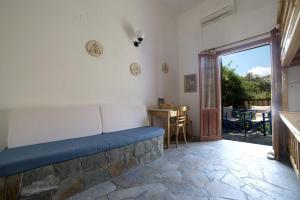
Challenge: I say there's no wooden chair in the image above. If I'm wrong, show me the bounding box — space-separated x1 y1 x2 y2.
171 106 188 148
185 117 193 139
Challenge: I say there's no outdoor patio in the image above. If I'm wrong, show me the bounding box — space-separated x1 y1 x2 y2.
221 58 272 146
223 130 272 146
223 104 272 146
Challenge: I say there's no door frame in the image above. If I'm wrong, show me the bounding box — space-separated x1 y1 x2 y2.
199 37 271 141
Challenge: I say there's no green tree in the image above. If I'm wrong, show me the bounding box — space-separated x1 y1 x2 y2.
221 63 248 107
221 63 271 107
242 73 271 99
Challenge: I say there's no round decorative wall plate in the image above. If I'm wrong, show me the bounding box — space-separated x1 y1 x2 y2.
162 63 169 73
130 63 141 76
85 40 103 57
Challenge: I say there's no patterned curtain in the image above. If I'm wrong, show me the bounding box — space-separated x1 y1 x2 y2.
199 50 218 108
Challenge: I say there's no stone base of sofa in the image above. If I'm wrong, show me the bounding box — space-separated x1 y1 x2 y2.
0 135 163 200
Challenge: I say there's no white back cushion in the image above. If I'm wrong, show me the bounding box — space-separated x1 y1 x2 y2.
223 106 233 118
8 105 102 148
251 105 271 113
0 110 9 151
100 104 149 133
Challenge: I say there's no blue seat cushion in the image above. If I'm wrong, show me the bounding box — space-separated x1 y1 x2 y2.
0 126 164 177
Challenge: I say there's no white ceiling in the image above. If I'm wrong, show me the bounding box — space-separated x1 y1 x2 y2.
159 0 206 15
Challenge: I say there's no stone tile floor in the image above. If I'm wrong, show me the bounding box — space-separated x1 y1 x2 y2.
69 140 300 200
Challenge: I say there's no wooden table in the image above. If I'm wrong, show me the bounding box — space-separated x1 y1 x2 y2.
148 109 177 149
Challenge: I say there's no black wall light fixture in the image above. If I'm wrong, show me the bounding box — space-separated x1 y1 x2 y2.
133 30 145 47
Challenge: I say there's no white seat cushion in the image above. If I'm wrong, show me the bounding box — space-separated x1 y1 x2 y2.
228 118 239 122
100 104 149 133
251 116 264 123
8 105 102 148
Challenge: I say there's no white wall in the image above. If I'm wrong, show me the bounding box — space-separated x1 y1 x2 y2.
0 0 179 150
177 0 278 137
0 0 179 108
288 66 300 111
0 0 279 147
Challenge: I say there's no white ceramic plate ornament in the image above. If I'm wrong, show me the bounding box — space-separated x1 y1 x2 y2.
85 40 103 57
130 63 141 76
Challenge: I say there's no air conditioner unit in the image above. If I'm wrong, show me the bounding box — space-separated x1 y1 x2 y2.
201 0 235 25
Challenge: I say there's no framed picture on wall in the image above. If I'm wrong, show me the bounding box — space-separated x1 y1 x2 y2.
184 74 197 93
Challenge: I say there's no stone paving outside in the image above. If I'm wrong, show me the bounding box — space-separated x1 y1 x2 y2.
68 140 300 200
223 130 272 146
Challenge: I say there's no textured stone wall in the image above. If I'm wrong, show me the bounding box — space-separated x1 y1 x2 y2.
0 135 163 200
